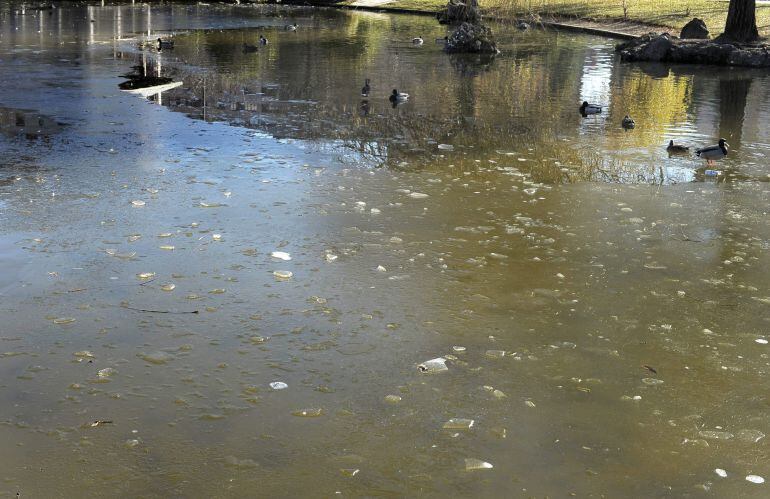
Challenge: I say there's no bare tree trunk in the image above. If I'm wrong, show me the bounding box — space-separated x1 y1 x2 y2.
722 0 759 43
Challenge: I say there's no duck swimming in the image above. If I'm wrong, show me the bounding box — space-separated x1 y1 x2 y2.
157 38 174 51
361 78 370 97
412 36 424 45
621 115 635 129
389 89 409 103
696 138 728 165
580 101 601 115
666 140 689 154
285 23 297 31
259 35 268 45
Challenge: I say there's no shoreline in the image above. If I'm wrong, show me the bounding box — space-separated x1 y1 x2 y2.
281 1 682 40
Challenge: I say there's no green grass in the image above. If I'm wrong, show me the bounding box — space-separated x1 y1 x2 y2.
371 0 770 37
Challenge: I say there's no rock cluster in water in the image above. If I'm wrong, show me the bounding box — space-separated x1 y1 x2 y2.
444 22 498 54
616 32 770 68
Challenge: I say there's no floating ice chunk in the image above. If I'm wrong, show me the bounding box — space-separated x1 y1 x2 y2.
74 351 94 358
159 245 175 250
699 430 734 440
485 350 506 358
139 351 173 364
418 357 448 373
160 283 176 291
737 429 765 443
443 418 474 430
292 408 323 417
325 253 338 263
273 270 293 280
131 200 146 207
384 394 402 404
270 381 288 390
452 346 466 353
376 265 387 272
756 338 768 345
224 456 258 469
409 192 429 199
212 234 222 241
464 458 493 471
97 368 116 378
438 144 454 151
715 468 728 478
642 378 664 385
746 475 765 484
53 317 76 325
370 208 381 214
137 272 156 280
271 251 292 261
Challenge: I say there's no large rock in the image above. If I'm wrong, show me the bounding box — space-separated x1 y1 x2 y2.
437 0 481 25
617 33 673 62
444 22 498 54
680 18 709 39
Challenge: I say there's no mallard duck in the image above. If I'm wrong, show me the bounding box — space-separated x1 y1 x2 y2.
157 38 174 50
361 78 370 97
242 42 258 53
579 101 601 115
412 36 424 45
259 35 268 45
389 89 409 103
696 138 728 165
621 115 635 129
666 140 689 154
285 23 297 31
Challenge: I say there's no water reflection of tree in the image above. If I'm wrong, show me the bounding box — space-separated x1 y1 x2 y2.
718 78 752 147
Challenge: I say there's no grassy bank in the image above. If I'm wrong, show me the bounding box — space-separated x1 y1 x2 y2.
353 0 770 37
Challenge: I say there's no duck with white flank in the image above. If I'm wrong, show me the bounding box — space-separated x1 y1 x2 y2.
621 115 635 129
285 23 297 31
361 79 370 97
259 35 268 45
666 140 689 154
412 36 424 45
389 89 409 103
696 138 728 165
157 38 174 51
579 101 601 116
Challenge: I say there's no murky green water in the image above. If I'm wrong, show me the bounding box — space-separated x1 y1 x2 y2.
1 3 769 497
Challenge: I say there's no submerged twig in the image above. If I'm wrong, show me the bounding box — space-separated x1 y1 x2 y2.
116 305 199 314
